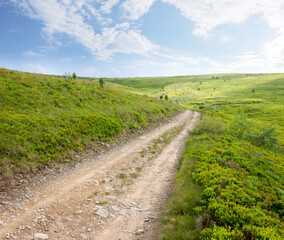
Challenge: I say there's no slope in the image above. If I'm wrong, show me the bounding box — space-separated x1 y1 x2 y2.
0 68 182 188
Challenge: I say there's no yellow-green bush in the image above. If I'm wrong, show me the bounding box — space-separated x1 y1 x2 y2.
162 115 283 239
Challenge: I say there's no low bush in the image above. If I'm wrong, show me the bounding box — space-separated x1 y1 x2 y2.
193 115 227 135
231 114 280 149
161 114 284 239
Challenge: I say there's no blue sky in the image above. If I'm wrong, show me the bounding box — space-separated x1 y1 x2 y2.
1 0 284 77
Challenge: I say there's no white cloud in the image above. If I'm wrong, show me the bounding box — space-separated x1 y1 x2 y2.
265 35 284 69
13 0 156 60
20 64 47 74
162 0 284 70
23 50 43 57
11 0 284 73
97 27 158 60
100 0 120 14
121 0 156 20
162 0 257 37
155 52 199 65
231 52 267 69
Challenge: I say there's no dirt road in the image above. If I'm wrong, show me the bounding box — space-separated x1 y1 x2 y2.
0 110 201 240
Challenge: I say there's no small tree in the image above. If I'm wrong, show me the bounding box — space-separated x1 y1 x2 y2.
72 72 77 79
165 95 168 101
160 95 163 100
99 78 105 88
64 72 71 80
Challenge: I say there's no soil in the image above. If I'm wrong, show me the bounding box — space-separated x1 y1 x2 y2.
0 110 201 240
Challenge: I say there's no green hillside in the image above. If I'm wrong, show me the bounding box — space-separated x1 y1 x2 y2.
107 73 284 146
106 73 284 239
0 68 182 184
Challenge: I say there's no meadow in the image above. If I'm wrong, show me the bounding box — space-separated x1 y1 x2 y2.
107 73 284 239
1 69 283 238
0 68 182 185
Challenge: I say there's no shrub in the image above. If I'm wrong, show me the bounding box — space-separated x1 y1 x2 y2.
231 114 254 139
193 115 227 135
99 78 105 88
231 114 280 149
245 122 280 149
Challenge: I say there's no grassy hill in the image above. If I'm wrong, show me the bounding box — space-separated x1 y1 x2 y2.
106 73 284 239
0 68 182 185
107 73 284 146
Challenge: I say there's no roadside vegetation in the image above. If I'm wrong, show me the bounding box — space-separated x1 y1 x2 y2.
108 73 284 239
0 68 182 184
161 115 283 239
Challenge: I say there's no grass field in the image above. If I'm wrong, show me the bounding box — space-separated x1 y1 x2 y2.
107 73 284 146
0 68 182 183
106 73 284 239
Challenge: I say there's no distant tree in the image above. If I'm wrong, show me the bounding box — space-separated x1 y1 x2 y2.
165 95 168 101
64 72 71 79
252 89 255 93
99 78 105 88
72 72 77 79
197 87 201 91
160 95 163 100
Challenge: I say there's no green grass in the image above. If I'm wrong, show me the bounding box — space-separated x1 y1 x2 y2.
0 68 182 181
107 73 284 146
107 73 284 239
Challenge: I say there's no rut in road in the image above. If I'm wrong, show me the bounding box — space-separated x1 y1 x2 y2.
0 110 201 240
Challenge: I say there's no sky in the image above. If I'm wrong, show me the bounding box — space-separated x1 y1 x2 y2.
1 0 284 77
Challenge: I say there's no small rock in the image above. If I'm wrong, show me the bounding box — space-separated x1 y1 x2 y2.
80 233 88 239
0 220 4 226
138 208 150 212
135 229 145 235
105 187 114 192
159 137 164 142
119 210 126 216
34 233 49 240
137 136 146 139
118 200 133 207
111 206 120 212
95 208 109 219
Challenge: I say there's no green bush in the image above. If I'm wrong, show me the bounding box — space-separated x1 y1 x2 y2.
162 114 283 239
231 114 280 149
193 115 227 135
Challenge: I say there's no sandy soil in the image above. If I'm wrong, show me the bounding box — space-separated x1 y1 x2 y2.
0 110 201 240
